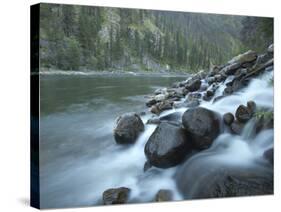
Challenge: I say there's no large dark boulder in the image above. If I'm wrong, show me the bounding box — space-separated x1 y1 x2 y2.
114 113 144 144
144 122 192 168
182 107 221 149
103 187 131 205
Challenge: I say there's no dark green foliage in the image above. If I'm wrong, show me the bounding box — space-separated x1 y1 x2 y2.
240 16 273 52
39 4 272 72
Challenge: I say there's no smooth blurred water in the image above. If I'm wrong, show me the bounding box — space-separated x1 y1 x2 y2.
39 73 185 208
39 69 273 208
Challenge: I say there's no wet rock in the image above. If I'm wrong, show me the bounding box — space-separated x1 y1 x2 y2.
263 148 273 165
182 107 221 150
155 94 167 102
114 113 144 144
206 90 214 97
150 100 173 115
144 122 192 168
230 120 245 135
203 93 212 101
146 98 157 107
103 187 131 205
187 92 202 101
150 105 160 115
223 113 234 126
186 79 201 92
223 86 233 95
222 62 241 75
155 189 173 202
214 74 223 82
206 77 216 84
235 105 252 123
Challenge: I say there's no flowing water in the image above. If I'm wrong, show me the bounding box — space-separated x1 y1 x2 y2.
39 73 186 208
39 69 273 208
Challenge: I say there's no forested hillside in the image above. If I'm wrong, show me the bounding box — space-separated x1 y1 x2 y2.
39 4 273 72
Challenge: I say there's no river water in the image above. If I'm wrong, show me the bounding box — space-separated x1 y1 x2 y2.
39 73 186 208
39 69 273 208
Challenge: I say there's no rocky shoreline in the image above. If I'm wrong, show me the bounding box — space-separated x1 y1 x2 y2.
104 44 274 205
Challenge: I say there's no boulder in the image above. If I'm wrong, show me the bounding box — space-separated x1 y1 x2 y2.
223 113 234 126
235 105 252 123
155 189 173 202
144 122 192 168
151 100 174 115
182 107 221 149
228 50 257 65
186 79 201 92
103 187 131 205
114 113 144 144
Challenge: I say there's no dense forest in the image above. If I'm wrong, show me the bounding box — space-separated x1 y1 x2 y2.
39 3 273 72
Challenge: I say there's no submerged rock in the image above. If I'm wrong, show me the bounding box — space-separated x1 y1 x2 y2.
114 113 144 144
144 122 192 168
155 189 173 202
182 107 221 150
176 166 273 199
103 187 131 205
230 120 245 135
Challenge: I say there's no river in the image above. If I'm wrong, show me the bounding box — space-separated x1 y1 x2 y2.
39 73 186 208
39 69 273 208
